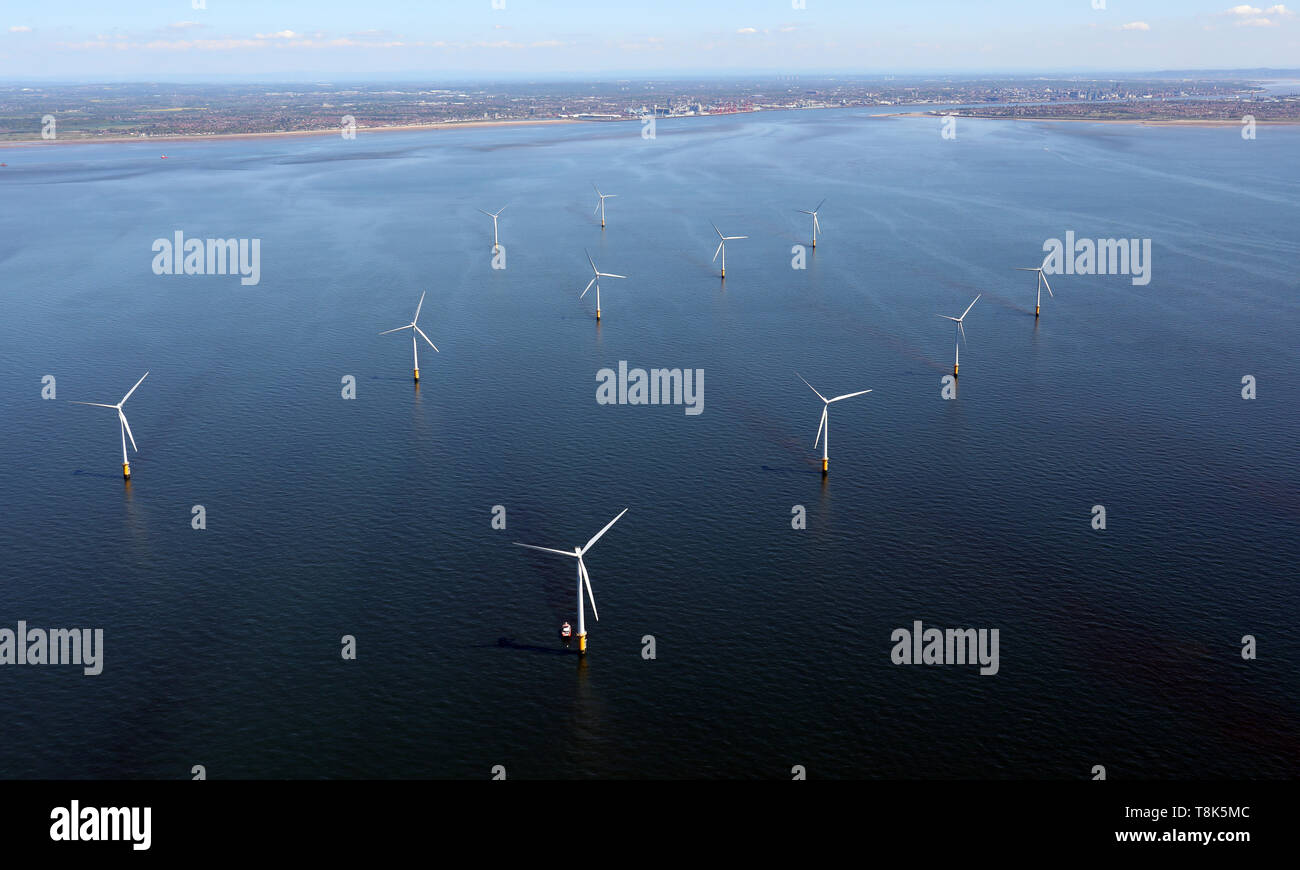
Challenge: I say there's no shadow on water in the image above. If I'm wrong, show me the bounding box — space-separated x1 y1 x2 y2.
491 637 580 657
73 468 134 479
760 464 829 477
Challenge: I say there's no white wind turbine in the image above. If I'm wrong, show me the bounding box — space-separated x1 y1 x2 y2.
71 371 149 480
477 205 507 250
711 222 747 279
514 508 628 656
797 198 825 248
580 249 625 321
593 184 617 229
1015 252 1054 318
796 373 872 475
380 291 439 382
937 294 981 377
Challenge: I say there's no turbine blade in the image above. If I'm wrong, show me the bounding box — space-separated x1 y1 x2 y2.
585 248 597 273
829 389 872 403
814 406 827 449
606 194 617 199
958 321 967 345
1014 267 1039 272
71 402 118 408
379 324 413 335
414 325 439 352
713 241 724 262
413 291 426 324
580 559 599 622
711 222 724 239
119 411 138 453
794 372 829 404
120 371 149 405
593 184 601 197
813 198 826 213
813 215 821 235
725 235 748 240
598 272 626 279
513 543 578 558
937 315 960 322
581 277 596 298
1040 251 1054 271
1042 273 1054 297
960 294 982 320
594 201 601 215
477 208 492 217
581 508 628 555
797 210 813 215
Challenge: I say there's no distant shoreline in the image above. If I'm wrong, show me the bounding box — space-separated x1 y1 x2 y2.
0 117 582 149
880 111 1300 127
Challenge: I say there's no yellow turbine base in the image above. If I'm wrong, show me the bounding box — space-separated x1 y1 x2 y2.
811 239 816 248
413 368 420 382
821 458 828 474
578 633 587 655
122 462 131 480
596 309 601 321
1035 306 1040 317
954 363 959 377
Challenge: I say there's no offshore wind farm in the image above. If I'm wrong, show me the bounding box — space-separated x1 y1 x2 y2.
3 106 1296 782
1 0 1298 793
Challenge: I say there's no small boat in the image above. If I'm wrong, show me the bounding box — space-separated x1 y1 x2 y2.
560 622 572 639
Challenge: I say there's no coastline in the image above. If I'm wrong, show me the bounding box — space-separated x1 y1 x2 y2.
880 111 1300 127
0 117 583 149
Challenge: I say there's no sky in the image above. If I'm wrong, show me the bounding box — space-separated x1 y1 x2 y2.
2 1 1299 80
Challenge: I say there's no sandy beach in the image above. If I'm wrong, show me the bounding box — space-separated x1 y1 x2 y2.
0 117 586 149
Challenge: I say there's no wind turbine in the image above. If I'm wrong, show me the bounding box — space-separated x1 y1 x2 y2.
711 222 747 279
380 291 439 382
1015 252 1054 318
477 205 507 251
796 372 871 475
593 184 617 229
797 199 825 248
71 372 149 480
937 294 981 377
580 249 625 321
514 508 628 656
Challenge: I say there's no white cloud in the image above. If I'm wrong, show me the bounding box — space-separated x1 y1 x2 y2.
8 25 32 33
1237 16 1277 24
736 27 759 35
1120 21 1151 31
1264 4 1294 13
253 30 297 40
167 21 204 31
1226 5 1263 13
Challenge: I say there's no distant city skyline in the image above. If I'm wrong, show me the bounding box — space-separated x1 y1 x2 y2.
3 1 1300 80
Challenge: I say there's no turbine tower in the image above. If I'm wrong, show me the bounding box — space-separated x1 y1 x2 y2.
711 222 748 279
1016 253 1055 318
937 294 981 377
380 291 439 382
71 372 149 480
514 509 628 656
796 373 872 475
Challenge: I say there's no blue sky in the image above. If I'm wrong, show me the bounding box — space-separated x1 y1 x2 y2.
3 1 1298 79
